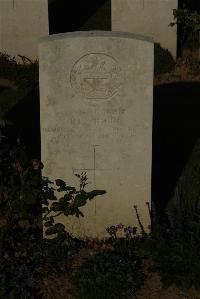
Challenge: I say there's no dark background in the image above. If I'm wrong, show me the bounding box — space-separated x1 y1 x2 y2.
177 0 200 57
48 0 111 34
48 0 200 58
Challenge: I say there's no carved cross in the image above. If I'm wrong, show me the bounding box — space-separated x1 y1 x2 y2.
72 145 111 215
72 145 111 188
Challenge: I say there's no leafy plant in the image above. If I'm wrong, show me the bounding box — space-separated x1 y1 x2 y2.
148 188 200 291
0 119 106 297
0 52 39 119
71 203 153 299
0 52 38 88
0 123 42 223
42 172 106 238
170 8 200 50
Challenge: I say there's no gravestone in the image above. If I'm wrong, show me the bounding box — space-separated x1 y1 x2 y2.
0 0 49 60
112 0 178 57
39 31 153 238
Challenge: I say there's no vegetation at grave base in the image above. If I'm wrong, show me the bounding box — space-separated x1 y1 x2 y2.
145 190 200 291
0 117 148 298
0 52 38 87
0 124 43 298
71 204 151 299
71 240 146 299
2 115 200 296
104 193 200 293
0 120 106 298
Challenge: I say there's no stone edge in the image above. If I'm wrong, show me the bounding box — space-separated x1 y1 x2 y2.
39 30 154 44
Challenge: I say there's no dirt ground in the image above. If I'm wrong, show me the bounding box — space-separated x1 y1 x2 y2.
42 240 200 299
43 253 200 299
154 56 200 86
134 274 200 299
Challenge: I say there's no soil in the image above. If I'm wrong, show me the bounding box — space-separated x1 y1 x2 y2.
133 274 200 299
154 56 200 86
42 242 200 299
41 239 200 298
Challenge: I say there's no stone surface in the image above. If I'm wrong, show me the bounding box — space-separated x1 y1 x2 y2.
112 0 178 57
39 31 153 238
0 0 49 60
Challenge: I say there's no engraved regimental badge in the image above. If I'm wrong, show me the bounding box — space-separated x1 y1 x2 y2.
70 53 123 100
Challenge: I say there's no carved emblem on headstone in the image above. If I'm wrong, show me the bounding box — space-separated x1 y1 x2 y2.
70 53 123 99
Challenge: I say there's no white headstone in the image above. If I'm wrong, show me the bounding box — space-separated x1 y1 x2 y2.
39 31 153 239
0 0 49 60
112 0 178 57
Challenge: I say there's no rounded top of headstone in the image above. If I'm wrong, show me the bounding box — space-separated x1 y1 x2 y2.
39 31 154 44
